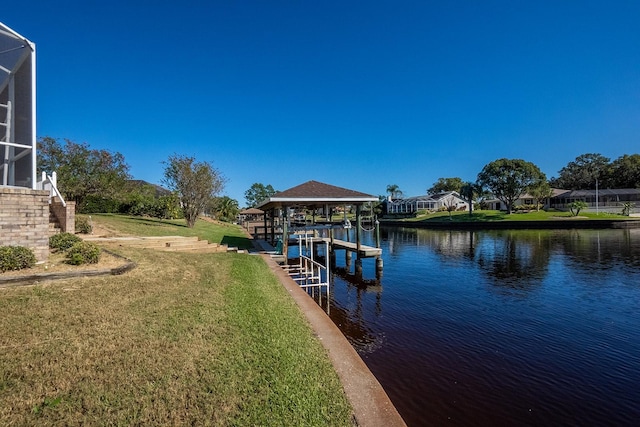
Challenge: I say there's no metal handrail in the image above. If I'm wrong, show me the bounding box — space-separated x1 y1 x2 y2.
37 171 66 207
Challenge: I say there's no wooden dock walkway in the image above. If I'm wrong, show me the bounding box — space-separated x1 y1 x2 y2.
287 235 382 258
328 239 382 258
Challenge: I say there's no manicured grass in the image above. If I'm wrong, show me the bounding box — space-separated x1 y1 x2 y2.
86 214 254 249
0 217 353 425
395 209 633 223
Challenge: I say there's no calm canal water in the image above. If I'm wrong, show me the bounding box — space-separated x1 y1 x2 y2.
327 227 640 426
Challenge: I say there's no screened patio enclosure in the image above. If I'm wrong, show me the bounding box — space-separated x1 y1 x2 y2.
0 22 36 189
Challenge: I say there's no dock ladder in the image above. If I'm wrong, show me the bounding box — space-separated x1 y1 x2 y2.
283 228 330 300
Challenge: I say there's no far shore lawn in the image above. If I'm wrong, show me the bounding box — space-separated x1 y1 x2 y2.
0 215 353 426
387 209 637 223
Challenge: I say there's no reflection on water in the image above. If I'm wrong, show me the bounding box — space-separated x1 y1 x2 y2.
328 227 640 426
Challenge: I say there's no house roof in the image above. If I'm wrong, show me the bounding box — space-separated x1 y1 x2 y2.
239 208 264 215
126 180 171 197
518 188 569 199
256 180 377 210
390 191 464 203
556 188 640 198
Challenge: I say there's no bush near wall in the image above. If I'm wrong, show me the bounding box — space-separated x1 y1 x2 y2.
50 232 83 251
66 242 101 265
0 246 37 272
75 216 93 234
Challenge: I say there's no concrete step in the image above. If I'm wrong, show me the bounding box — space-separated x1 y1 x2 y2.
81 236 239 254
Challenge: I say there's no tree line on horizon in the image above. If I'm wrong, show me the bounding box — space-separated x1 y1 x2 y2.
385 152 640 215
37 135 638 222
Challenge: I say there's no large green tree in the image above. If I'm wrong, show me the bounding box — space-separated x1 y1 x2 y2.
244 183 277 208
550 153 610 190
606 154 640 188
477 158 546 214
37 136 130 206
163 154 225 228
428 177 463 194
528 181 553 211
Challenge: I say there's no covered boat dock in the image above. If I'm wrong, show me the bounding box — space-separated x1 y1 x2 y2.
255 180 384 284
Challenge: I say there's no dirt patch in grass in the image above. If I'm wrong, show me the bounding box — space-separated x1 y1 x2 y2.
0 250 128 280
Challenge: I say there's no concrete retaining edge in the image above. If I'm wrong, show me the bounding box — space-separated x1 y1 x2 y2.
261 253 406 427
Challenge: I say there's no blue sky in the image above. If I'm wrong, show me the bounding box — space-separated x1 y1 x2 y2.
4 1 639 205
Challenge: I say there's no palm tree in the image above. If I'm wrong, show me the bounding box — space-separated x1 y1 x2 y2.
386 184 403 200
460 182 476 217
215 196 239 222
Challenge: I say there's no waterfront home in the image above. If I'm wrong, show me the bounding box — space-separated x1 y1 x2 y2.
549 188 640 213
387 191 469 215
485 188 568 211
485 188 640 214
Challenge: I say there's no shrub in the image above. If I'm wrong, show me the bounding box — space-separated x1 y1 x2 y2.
75 216 93 234
65 242 101 265
569 201 588 216
49 232 82 251
0 246 37 272
78 195 121 214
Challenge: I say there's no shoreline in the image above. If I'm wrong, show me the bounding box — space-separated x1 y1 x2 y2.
261 253 407 427
379 218 640 230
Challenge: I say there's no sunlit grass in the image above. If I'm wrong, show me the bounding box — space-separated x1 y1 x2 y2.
398 209 632 223
0 217 353 425
86 214 254 249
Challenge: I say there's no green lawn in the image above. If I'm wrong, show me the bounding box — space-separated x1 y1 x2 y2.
394 209 633 223
0 216 353 425
86 214 254 250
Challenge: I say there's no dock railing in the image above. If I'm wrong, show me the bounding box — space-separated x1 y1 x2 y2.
282 228 330 306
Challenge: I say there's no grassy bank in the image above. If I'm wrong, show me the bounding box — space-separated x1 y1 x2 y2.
389 209 634 223
0 217 352 425
86 214 254 250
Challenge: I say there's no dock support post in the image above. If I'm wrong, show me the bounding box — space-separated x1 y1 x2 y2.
376 257 383 279
329 228 336 266
355 205 362 278
282 205 288 259
345 250 352 268
269 208 275 244
375 216 383 278
265 209 269 243
355 257 363 279
355 204 362 254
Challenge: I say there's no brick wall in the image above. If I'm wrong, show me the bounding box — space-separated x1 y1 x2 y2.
51 199 76 234
0 187 50 261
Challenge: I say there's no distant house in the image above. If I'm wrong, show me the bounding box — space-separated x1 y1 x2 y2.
549 188 640 212
237 208 265 235
486 188 567 211
387 191 469 215
485 188 640 213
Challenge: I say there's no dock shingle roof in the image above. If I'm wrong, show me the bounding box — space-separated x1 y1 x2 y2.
256 180 377 210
